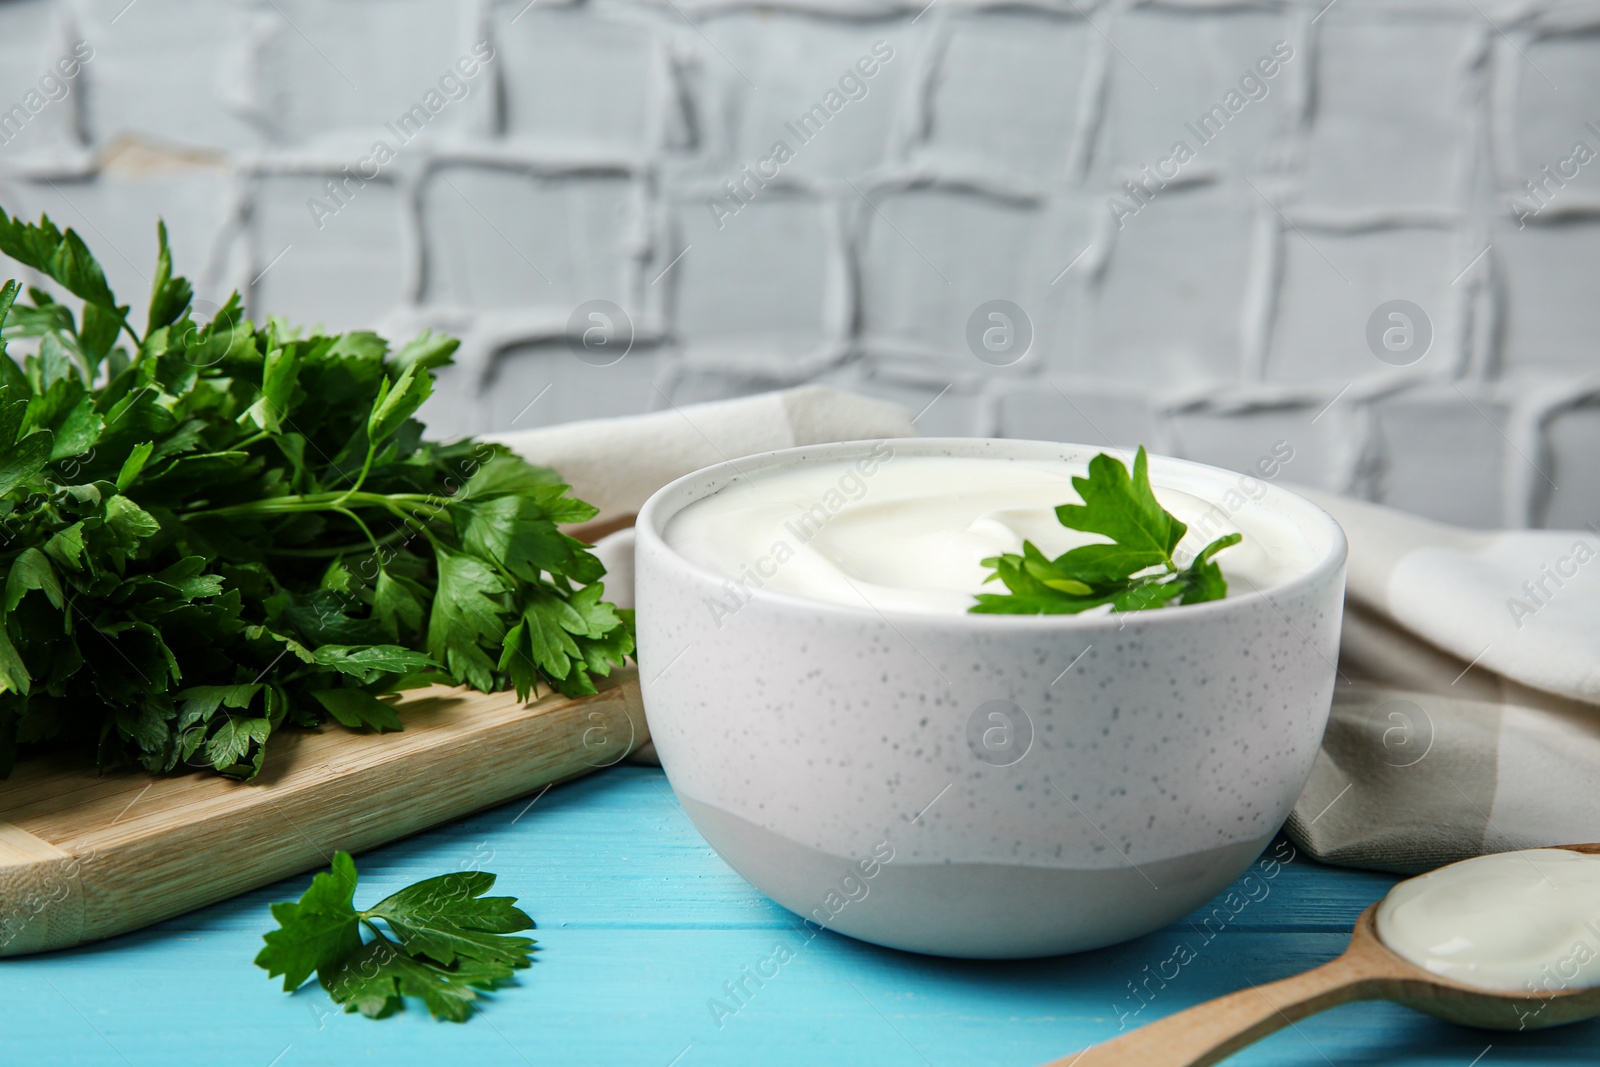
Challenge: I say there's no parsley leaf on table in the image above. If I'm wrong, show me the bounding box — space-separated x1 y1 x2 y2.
255 851 536 1022
970 446 1242 615
0 211 635 779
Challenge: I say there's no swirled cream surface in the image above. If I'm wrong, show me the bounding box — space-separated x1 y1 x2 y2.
663 451 1321 614
1376 850 1600 993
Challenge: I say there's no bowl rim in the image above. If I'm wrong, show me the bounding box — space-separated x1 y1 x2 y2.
634 437 1349 631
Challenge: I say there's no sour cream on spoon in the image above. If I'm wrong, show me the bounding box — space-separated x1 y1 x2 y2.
1376 849 1600 993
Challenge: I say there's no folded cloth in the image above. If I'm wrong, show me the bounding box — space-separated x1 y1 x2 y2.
485 385 917 535
1285 489 1600 873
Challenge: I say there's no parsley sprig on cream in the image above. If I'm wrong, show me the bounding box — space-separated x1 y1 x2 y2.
970 447 1241 615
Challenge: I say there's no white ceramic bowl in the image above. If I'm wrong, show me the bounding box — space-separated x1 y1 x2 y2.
635 439 1346 958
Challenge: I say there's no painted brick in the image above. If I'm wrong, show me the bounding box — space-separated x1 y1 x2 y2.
919 12 1089 182
1368 388 1510 528
1167 407 1346 492
1494 215 1600 376
425 341 664 435
492 7 664 156
1099 9 1293 179
15 169 234 319
421 165 636 313
815 364 984 437
254 0 479 149
698 14 914 182
250 172 405 332
1540 400 1600 530
1082 182 1255 386
994 387 1156 450
0 172 33 223
671 193 832 356
1302 16 1474 210
0 0 1591 531
0 0 76 157
1508 35 1600 210
665 368 798 408
857 187 1054 371
1266 226 1458 383
78 0 260 152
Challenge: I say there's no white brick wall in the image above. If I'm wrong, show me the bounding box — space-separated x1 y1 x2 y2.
0 0 1595 528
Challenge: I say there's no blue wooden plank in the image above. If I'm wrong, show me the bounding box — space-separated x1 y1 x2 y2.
1 766 1595 1066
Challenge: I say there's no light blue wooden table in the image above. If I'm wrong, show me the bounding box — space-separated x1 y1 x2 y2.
4 765 1594 1066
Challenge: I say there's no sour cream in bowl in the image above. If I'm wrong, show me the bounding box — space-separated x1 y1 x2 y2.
635 438 1346 958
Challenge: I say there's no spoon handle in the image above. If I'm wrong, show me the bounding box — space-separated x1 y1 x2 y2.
1040 952 1393 1067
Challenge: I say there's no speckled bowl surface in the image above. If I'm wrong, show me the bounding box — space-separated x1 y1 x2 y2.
634 438 1346 958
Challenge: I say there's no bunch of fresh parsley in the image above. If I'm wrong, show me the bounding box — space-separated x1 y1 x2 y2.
0 210 633 778
257 852 535 1021
970 446 1241 614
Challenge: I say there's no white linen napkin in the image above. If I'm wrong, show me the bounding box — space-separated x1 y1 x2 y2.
486 385 917 534
1284 489 1600 873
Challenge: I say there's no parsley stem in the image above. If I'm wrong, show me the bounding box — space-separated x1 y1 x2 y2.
184 491 442 520
334 506 382 557
331 444 378 508
261 526 412 557
358 917 388 940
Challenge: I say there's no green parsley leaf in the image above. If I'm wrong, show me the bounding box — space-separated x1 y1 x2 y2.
311 688 403 732
367 361 432 445
971 446 1242 616
389 329 460 374
0 430 53 497
311 643 438 680
365 870 535 967
256 851 536 1022
1178 532 1243 606
0 214 634 779
146 220 194 335
1054 447 1185 563
256 851 362 992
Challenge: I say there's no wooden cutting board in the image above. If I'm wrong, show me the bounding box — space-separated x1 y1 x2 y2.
0 668 645 957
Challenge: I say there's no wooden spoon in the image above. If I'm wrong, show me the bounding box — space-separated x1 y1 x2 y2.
1042 843 1600 1067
